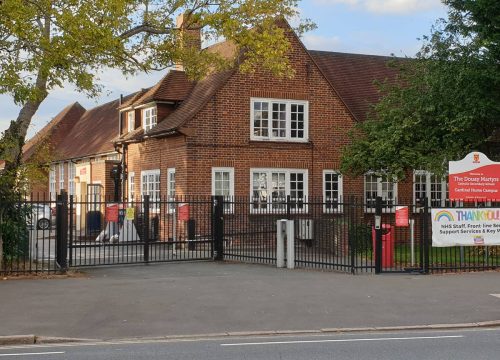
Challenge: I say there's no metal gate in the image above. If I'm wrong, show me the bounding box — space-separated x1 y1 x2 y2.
61 194 218 267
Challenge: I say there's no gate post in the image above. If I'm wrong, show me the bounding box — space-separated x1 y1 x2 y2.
212 195 224 261
56 190 68 272
423 197 430 274
68 194 74 267
349 195 357 274
143 195 150 263
374 196 383 274
276 220 287 268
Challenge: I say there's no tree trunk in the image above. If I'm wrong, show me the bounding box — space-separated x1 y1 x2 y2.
3 73 48 172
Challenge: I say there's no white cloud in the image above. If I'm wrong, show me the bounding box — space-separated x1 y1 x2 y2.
302 34 342 51
314 0 443 15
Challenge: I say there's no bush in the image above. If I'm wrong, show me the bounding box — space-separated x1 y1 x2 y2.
348 223 372 254
0 202 30 264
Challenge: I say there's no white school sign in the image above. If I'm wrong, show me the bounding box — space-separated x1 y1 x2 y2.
431 208 500 247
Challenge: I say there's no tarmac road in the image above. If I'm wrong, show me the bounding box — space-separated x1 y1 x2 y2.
0 262 499 340
0 328 499 360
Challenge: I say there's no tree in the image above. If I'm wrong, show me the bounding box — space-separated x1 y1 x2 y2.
0 0 314 170
341 0 500 179
0 0 314 267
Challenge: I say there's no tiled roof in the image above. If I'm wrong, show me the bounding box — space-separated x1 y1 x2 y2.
146 69 234 137
54 92 139 160
205 40 238 60
119 70 194 109
113 127 144 143
40 42 405 155
119 88 150 109
145 50 400 137
309 50 401 122
22 102 86 162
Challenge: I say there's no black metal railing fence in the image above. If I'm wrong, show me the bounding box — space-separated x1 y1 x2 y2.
2 192 499 275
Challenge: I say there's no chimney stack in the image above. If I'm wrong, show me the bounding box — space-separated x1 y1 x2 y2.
175 13 201 71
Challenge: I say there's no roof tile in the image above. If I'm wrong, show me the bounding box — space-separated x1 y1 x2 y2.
146 69 234 136
119 70 194 109
22 102 86 161
55 92 139 160
309 50 401 121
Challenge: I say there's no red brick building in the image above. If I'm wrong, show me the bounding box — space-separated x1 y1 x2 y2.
28 21 448 211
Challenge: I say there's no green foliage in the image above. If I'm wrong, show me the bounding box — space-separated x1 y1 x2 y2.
0 202 30 264
341 0 500 178
0 0 315 105
348 223 372 255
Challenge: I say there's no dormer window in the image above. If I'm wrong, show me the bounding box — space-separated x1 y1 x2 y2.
127 111 135 132
143 106 157 132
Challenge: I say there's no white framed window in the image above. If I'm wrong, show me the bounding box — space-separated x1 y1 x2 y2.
127 111 135 132
167 168 176 213
250 168 308 213
107 153 119 161
251 98 308 142
212 167 235 213
128 172 135 202
414 170 448 208
364 173 398 213
59 163 65 191
88 183 102 212
141 169 160 212
143 106 157 132
68 162 76 196
323 170 343 213
49 165 56 200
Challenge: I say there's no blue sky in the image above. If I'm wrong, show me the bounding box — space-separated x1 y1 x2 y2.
0 0 448 140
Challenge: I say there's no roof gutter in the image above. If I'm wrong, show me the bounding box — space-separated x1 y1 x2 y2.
143 128 179 139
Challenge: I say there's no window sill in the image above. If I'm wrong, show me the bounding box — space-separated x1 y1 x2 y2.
249 139 312 146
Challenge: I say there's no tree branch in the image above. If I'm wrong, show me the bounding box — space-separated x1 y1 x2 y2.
119 24 176 39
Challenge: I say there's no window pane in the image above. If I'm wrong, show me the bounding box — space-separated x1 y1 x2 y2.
253 101 269 137
290 103 305 139
324 172 340 211
271 102 286 138
252 172 268 209
290 172 305 209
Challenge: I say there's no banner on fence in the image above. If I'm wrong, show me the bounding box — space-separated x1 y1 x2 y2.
395 206 409 227
105 204 119 222
448 152 500 201
431 208 500 247
125 207 135 221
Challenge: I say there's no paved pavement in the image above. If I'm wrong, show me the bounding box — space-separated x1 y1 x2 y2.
0 262 499 340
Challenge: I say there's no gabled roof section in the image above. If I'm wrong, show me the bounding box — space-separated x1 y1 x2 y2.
146 69 235 137
119 70 194 109
309 51 401 122
22 102 86 162
54 92 139 160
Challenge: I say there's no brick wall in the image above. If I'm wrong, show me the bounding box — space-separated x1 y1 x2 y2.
123 24 416 203
180 24 363 197
126 136 187 200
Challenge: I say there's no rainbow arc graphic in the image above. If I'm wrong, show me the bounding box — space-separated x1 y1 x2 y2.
434 210 455 222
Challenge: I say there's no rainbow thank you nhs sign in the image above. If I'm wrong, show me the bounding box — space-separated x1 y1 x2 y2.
431 208 500 247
